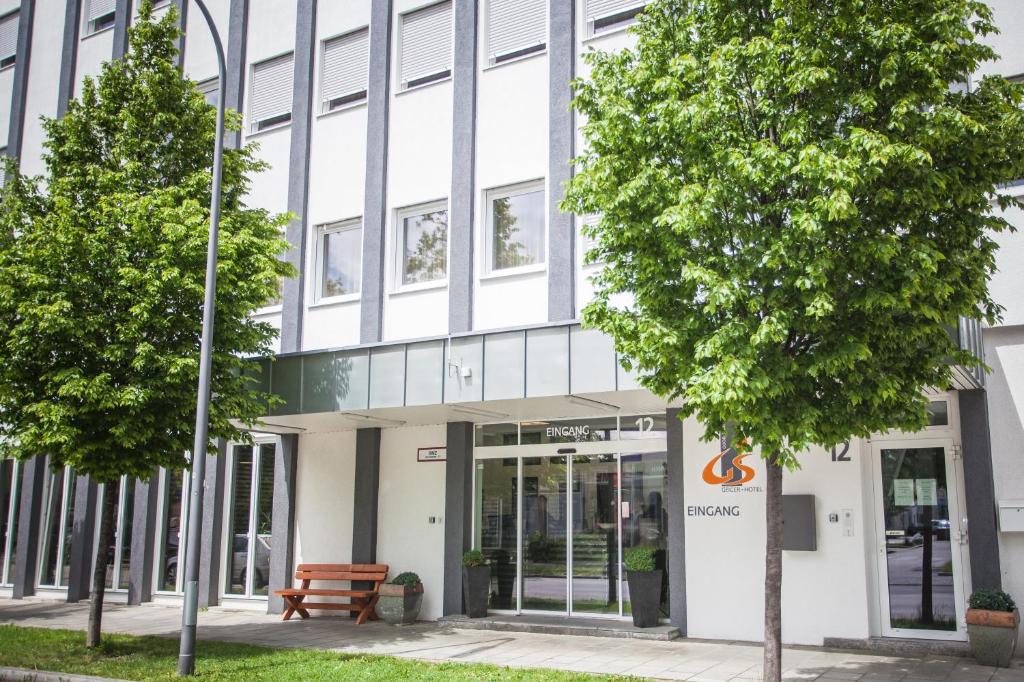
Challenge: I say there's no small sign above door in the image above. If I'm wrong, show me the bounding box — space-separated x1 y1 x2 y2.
418 446 446 462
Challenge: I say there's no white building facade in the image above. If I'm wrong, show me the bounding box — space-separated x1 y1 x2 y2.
0 0 1020 654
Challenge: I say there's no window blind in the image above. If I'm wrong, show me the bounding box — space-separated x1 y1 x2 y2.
249 53 294 131
487 0 545 63
321 28 369 110
0 12 18 64
88 0 116 22
399 1 452 88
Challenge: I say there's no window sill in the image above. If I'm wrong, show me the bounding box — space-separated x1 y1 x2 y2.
316 100 368 121
309 293 360 309
396 75 452 96
390 279 448 296
81 25 115 41
582 22 638 45
483 48 547 72
246 120 292 139
479 263 547 281
253 304 282 317
0 63 14 73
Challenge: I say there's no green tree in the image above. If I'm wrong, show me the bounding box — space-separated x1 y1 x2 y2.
563 1 1024 678
0 3 292 647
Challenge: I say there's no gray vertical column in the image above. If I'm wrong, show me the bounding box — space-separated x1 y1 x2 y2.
12 456 47 598
960 389 1002 589
127 470 160 605
443 421 473 615
665 408 687 633
268 435 299 613
447 0 477 333
359 0 392 344
5 0 35 161
352 428 381 564
112 0 131 58
278 0 317 354
65 475 98 602
57 0 81 118
547 0 575 322
197 440 227 607
224 0 249 150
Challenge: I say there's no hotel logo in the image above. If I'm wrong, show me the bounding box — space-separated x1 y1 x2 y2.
702 437 761 491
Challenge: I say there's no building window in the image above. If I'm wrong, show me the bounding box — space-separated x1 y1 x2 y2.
0 459 21 586
38 466 76 588
486 181 546 273
585 0 647 37
84 0 117 35
101 477 135 591
0 11 19 69
399 1 452 90
486 0 545 65
315 219 362 301
249 53 294 133
196 76 219 107
321 27 369 113
927 400 949 427
156 468 190 594
225 443 275 598
398 202 448 287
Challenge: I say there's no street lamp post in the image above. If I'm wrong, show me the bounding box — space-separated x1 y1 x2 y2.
177 0 227 676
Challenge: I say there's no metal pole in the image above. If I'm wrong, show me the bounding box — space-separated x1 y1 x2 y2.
178 0 227 675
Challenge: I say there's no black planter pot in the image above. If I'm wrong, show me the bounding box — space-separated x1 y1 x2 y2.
627 569 663 628
463 565 491 618
494 561 515 609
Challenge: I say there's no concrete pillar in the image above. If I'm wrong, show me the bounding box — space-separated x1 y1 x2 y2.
352 429 381 564
112 0 131 58
127 470 159 605
224 0 249 150
960 389 1002 589
547 0 575 322
56 0 81 118
268 435 299 613
65 475 98 602
5 0 35 161
665 408 687 633
443 421 473 616
12 456 47 598
197 441 227 607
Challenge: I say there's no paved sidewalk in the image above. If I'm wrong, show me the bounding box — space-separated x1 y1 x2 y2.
1 599 1023 681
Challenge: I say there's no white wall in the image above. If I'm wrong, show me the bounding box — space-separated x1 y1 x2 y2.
376 424 447 620
75 28 113 97
181 0 230 83
682 415 873 645
293 431 357 568
976 0 1024 80
18 0 65 177
990 192 1024 328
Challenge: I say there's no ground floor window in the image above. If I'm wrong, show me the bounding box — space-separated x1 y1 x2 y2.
475 448 668 619
100 477 135 591
38 465 75 588
156 469 190 594
225 443 275 598
1 459 21 585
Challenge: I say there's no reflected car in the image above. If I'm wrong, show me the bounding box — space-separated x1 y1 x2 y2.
231 534 271 589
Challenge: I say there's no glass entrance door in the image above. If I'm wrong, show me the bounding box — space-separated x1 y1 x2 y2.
874 442 966 639
521 456 567 612
571 455 619 615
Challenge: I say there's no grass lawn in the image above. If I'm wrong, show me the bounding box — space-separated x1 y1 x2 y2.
0 625 644 681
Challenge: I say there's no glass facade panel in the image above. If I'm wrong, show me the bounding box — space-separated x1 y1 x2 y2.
621 452 669 617
116 478 135 590
490 187 545 271
157 470 186 593
226 444 275 598
226 446 253 596
254 446 275 596
39 467 75 588
475 423 519 447
571 455 619 615
476 458 518 610
1 459 20 585
521 456 567 611
520 417 617 445
402 208 448 284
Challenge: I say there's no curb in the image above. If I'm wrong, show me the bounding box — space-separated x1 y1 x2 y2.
0 667 130 682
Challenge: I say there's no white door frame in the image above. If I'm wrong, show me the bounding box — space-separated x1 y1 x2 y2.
870 437 968 641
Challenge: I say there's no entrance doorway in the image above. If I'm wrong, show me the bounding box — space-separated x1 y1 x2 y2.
476 449 669 619
871 439 968 640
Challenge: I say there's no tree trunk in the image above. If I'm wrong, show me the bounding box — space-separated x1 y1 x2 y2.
86 481 116 648
763 453 783 682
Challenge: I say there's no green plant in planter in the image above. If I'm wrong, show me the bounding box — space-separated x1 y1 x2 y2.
969 589 1017 612
462 550 487 567
624 546 656 573
391 572 421 587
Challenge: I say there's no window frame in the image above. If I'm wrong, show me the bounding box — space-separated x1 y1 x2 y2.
0 458 21 586
221 440 276 601
247 51 295 135
0 10 19 70
393 199 450 293
584 1 647 39
484 0 547 68
396 0 454 93
319 26 370 115
153 467 190 596
313 217 363 305
82 0 117 37
482 179 548 278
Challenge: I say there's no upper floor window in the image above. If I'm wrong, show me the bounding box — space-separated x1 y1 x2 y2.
249 53 294 133
196 76 219 106
321 27 370 113
85 0 117 35
398 201 448 287
399 1 452 90
315 219 362 302
486 0 545 66
585 0 647 37
0 11 18 69
486 181 546 273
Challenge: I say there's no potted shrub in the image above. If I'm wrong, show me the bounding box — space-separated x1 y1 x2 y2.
967 588 1019 667
625 546 662 628
462 550 490 618
375 572 423 625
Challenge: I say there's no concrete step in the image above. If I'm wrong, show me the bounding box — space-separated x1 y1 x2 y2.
823 636 971 658
440 613 681 641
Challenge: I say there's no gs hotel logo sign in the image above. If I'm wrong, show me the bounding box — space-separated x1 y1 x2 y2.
701 436 762 493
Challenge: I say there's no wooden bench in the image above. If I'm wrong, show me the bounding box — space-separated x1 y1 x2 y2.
274 563 388 624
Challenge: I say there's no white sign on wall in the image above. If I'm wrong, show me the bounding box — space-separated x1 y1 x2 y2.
417 446 446 462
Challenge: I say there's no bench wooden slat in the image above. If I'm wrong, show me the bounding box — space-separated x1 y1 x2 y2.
276 588 375 598
292 571 387 582
296 563 387 572
290 602 364 611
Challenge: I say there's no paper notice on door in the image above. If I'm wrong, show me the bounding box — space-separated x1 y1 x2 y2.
894 479 915 506
915 478 938 506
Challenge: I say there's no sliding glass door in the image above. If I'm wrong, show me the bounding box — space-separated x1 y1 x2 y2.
1 459 20 586
225 443 276 599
